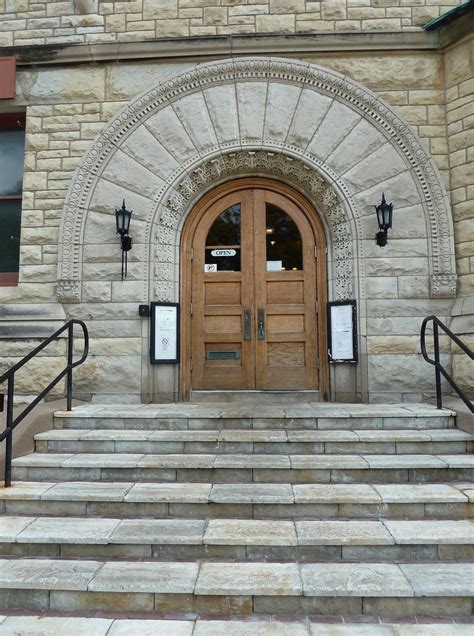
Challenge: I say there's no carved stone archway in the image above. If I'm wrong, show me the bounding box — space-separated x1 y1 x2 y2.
57 56 456 303
152 149 357 304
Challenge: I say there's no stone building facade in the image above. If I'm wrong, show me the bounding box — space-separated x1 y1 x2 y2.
0 0 472 404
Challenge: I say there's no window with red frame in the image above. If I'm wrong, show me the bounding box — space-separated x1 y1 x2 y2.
0 113 25 286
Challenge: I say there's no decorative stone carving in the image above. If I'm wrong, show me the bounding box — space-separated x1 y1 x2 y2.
56 279 81 302
430 274 457 298
57 56 457 303
156 244 175 263
157 148 354 300
154 281 174 302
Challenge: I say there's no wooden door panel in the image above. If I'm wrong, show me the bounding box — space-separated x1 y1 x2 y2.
254 188 318 391
205 305 244 316
267 342 305 366
205 314 242 333
267 304 304 314
267 280 304 304
202 341 247 389
191 190 255 390
186 181 325 394
266 334 307 343
262 364 307 389
267 314 305 333
205 280 241 305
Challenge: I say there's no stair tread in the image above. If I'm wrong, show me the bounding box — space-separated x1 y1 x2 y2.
0 558 472 597
35 428 474 442
55 403 455 419
1 516 473 546
1 616 473 635
12 452 474 469
1 481 472 503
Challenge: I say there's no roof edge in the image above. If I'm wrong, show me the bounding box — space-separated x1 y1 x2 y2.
423 0 474 31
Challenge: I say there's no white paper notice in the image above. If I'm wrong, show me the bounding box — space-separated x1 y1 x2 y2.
204 264 217 272
330 304 354 360
154 305 177 361
267 260 283 272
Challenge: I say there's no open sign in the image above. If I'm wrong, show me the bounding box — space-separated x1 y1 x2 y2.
211 249 236 257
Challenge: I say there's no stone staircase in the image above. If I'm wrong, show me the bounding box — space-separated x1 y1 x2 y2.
0 401 473 634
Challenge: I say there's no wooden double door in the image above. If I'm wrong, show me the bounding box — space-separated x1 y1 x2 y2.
182 180 327 393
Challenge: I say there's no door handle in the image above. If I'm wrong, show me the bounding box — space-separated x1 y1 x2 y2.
243 309 252 341
257 308 265 340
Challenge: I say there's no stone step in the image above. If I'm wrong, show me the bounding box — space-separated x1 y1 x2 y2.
191 390 322 403
11 452 474 483
1 616 473 635
1 481 472 520
53 403 454 432
1 516 472 561
0 557 472 617
34 428 474 455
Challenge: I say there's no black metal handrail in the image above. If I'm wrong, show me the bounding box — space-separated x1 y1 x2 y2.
0 319 89 487
421 315 473 412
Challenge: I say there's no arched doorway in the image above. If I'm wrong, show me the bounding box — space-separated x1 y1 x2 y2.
181 179 328 399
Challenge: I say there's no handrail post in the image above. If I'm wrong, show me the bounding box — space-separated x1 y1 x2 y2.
433 320 442 409
4 375 14 487
66 321 74 412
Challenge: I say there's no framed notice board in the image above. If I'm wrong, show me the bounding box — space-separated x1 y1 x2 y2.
327 300 358 363
150 302 180 364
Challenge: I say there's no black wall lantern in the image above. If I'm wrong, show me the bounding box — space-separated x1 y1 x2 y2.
375 193 393 247
115 199 132 280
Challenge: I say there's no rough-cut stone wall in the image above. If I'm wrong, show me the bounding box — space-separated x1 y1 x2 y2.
0 88 136 402
0 0 466 46
445 34 474 397
446 36 474 299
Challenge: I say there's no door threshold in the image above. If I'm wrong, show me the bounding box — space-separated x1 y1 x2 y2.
190 390 321 404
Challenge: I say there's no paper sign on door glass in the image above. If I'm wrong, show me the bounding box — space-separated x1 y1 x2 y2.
266 260 283 272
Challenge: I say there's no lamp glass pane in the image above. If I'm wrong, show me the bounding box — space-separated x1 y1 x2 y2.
115 210 123 233
123 210 131 233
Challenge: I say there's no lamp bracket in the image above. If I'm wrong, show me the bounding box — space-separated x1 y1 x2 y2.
121 235 132 251
376 230 388 247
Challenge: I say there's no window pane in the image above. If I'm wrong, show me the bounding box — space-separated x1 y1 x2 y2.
0 199 21 274
266 203 303 271
205 203 241 271
0 130 25 196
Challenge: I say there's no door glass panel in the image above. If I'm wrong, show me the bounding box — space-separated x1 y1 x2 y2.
205 203 241 271
265 203 303 271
